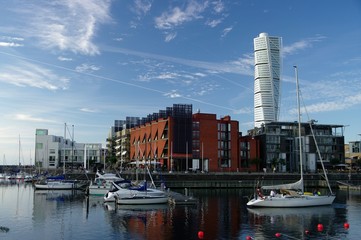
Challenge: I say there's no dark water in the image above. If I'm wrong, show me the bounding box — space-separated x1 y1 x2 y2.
0 180 360 240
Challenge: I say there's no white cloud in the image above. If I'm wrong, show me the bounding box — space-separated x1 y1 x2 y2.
156 72 179 79
194 72 207 77
293 94 361 115
233 107 253 115
164 90 181 98
283 35 326 56
132 0 152 16
155 1 207 30
205 19 223 28
75 63 101 73
165 32 177 42
58 56 73 61
80 108 98 113
221 26 232 38
20 0 112 55
0 61 69 90
288 72 361 115
212 0 225 13
0 42 23 47
0 36 24 41
13 114 57 123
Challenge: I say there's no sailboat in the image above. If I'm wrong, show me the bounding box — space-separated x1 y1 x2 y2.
247 66 336 208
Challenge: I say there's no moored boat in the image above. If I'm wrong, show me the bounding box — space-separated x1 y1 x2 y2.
247 66 335 208
104 179 168 205
34 175 77 190
87 171 123 196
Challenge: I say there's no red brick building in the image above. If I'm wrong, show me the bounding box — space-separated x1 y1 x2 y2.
128 105 241 172
129 104 193 172
192 113 240 172
239 135 261 172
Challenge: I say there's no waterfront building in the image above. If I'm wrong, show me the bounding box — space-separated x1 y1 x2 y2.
124 104 240 173
254 32 282 128
115 129 130 164
129 104 193 172
239 135 260 172
192 113 240 172
34 129 102 170
345 141 361 167
244 122 345 173
107 117 140 165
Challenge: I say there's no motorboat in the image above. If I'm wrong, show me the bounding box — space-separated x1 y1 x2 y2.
104 180 169 205
88 171 123 196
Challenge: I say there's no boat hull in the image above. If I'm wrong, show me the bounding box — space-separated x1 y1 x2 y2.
88 186 111 196
116 196 169 205
104 183 169 205
247 195 336 208
34 181 75 190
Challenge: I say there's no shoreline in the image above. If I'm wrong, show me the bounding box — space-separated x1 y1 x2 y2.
64 171 361 189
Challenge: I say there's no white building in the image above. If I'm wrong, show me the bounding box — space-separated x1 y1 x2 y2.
254 32 282 128
34 129 102 170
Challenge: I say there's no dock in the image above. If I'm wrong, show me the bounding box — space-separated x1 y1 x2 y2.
337 181 361 191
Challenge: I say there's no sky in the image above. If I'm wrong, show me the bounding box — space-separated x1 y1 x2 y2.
0 0 360 165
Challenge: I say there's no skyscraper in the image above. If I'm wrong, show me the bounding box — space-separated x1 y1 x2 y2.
253 32 282 128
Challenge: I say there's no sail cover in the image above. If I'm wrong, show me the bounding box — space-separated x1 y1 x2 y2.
261 179 303 190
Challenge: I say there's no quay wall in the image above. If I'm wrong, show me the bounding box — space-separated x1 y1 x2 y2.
68 172 361 189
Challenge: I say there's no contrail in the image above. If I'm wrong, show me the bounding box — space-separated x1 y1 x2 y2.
0 50 239 112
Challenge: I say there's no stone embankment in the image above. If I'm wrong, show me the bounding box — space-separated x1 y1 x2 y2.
66 171 361 189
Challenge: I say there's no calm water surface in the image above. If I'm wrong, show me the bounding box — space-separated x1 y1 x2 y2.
0 180 360 240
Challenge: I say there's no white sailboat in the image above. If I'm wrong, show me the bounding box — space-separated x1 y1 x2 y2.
247 66 336 208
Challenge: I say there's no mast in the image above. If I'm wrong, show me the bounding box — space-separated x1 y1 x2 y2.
185 141 189 173
294 66 304 193
19 134 21 167
63 123 66 175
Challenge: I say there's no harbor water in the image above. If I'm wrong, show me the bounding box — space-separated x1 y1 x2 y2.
0 180 360 240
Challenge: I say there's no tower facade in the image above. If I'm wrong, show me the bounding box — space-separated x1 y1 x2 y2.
254 32 282 128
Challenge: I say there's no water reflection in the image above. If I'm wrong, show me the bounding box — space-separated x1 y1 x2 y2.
1 184 360 240
103 202 173 240
34 189 84 202
247 206 338 238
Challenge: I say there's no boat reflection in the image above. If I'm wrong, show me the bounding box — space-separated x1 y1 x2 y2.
34 189 84 202
247 205 336 217
247 206 345 239
103 202 171 239
104 202 169 212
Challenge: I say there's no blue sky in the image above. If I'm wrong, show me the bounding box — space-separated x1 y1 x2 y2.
0 0 360 165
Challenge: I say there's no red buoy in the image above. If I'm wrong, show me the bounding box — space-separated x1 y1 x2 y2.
275 232 281 238
198 231 204 239
305 230 310 235
317 224 324 232
246 236 253 240
344 222 350 229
